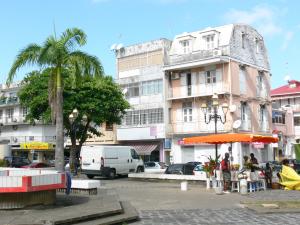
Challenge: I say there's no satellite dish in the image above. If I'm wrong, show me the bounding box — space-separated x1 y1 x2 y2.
229 105 237 113
116 43 124 50
233 120 241 129
110 43 117 51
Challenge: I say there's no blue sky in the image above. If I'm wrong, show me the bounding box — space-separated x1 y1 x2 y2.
0 0 299 88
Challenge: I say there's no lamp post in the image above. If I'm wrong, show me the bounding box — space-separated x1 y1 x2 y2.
201 93 229 162
68 109 88 174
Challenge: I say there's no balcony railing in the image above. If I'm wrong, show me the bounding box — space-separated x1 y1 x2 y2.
167 119 228 134
168 83 229 99
0 116 27 125
9 136 56 144
259 120 269 132
240 119 251 131
0 97 19 106
165 46 230 66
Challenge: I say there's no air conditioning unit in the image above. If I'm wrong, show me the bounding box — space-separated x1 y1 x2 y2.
171 73 180 80
213 49 222 56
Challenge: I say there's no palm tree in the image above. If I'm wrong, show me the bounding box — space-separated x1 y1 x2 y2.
7 28 103 171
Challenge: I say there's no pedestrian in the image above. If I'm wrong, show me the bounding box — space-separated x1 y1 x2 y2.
221 152 231 193
264 162 272 189
249 153 258 172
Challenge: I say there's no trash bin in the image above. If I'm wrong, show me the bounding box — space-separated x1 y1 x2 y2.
240 179 247 195
181 181 188 191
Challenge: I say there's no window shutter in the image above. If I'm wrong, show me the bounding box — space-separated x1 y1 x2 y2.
180 73 187 86
199 72 205 84
216 69 222 82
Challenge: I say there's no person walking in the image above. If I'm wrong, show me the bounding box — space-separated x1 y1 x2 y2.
221 153 231 193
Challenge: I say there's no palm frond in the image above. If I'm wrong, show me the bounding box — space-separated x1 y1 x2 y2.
68 51 104 77
7 44 41 84
39 36 58 66
58 28 87 51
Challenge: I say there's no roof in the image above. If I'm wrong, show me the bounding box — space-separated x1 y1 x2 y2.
271 80 300 96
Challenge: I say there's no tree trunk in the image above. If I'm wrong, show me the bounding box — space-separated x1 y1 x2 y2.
55 67 64 172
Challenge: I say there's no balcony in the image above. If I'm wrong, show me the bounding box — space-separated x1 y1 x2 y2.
165 46 230 67
9 136 56 144
0 116 27 125
167 83 229 99
259 121 270 132
0 97 19 106
167 119 228 135
257 89 268 100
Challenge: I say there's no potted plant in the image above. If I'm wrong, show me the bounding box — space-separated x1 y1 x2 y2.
203 155 220 189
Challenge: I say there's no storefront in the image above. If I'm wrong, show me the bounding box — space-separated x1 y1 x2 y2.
16 142 55 162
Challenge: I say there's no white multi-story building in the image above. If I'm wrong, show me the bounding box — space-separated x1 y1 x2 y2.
114 39 172 162
0 83 55 162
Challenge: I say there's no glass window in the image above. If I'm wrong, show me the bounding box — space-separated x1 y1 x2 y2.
131 149 140 159
140 110 148 125
181 40 190 54
183 102 192 122
206 35 214 49
105 123 113 131
6 108 14 119
294 117 300 126
132 110 140 125
239 67 247 94
0 110 2 119
22 107 28 117
206 70 216 84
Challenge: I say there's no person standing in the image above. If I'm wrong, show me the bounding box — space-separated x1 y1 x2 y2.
264 162 272 189
221 153 231 193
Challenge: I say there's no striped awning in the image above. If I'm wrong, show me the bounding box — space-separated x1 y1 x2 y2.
131 144 158 155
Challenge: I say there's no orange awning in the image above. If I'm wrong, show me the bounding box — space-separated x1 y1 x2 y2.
183 133 278 145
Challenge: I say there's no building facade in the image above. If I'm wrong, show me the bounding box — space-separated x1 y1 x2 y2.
0 83 56 162
164 24 273 166
271 80 300 159
114 39 172 162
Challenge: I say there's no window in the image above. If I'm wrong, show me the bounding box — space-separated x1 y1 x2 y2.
6 108 14 119
0 110 2 119
181 40 190 54
123 83 139 98
131 149 140 159
239 66 247 94
183 102 192 122
141 79 162 96
206 35 214 50
294 117 300 126
22 107 28 117
242 33 245 49
206 70 216 84
272 111 285 124
123 108 164 126
241 102 251 121
105 123 113 131
255 38 259 53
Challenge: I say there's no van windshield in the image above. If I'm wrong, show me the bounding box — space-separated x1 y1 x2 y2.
131 149 140 159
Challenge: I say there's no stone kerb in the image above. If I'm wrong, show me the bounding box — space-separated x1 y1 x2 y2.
0 168 66 209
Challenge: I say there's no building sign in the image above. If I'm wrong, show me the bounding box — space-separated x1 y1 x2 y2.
253 142 264 149
20 142 54 150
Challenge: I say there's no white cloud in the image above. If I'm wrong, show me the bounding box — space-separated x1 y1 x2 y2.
224 5 283 36
281 31 294 51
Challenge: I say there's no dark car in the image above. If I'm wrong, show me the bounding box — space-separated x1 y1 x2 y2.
4 156 31 168
165 163 195 175
21 162 53 168
186 161 202 167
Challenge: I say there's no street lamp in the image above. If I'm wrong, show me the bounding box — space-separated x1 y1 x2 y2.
201 93 229 162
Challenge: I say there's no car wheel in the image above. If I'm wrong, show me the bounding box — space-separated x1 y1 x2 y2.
87 174 94 179
136 166 143 173
109 169 116 179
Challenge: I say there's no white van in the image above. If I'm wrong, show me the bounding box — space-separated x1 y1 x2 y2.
80 145 144 179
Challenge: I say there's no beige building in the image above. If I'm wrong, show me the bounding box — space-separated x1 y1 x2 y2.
85 122 118 145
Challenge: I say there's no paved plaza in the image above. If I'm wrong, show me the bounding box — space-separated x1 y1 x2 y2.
97 177 300 225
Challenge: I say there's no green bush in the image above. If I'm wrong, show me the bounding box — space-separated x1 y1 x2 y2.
0 159 8 167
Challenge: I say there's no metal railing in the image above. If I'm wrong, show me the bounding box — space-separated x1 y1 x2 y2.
0 97 19 105
0 116 27 125
9 136 56 144
165 46 230 66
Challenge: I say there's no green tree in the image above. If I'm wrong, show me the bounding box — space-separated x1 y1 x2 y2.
18 70 130 170
7 28 103 171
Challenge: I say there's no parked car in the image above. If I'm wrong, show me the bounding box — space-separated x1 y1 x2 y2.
192 164 207 180
186 161 202 167
21 162 53 168
4 156 31 168
144 161 168 173
165 163 194 175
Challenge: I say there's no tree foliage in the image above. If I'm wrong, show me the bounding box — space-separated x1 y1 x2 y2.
18 70 130 153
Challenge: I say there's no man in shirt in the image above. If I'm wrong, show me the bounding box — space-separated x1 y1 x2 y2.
221 152 231 193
